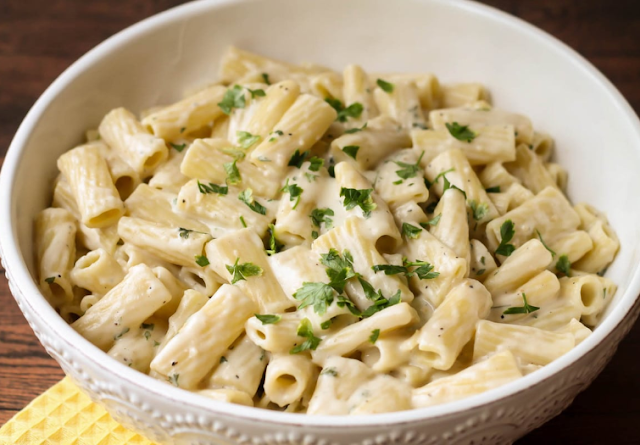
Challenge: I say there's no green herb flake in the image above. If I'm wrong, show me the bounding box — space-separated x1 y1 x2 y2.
420 214 441 228
180 127 186 134
556 254 571 276
114 327 130 340
394 151 425 180
476 269 486 276
168 373 180 387
247 88 266 99
255 314 281 325
281 179 304 209
308 156 324 172
536 229 556 257
470 200 489 221
223 160 241 185
239 215 247 227
290 318 322 354
485 186 501 193
344 122 368 134
261 73 271 85
376 78 394 93
311 230 319 239
320 319 332 330
310 207 334 229
321 367 338 377
140 323 154 331
195 255 210 267
288 150 309 168
340 187 377 217
495 220 516 257
294 282 335 315
320 249 358 294
220 356 228 364
369 329 380 344
225 258 263 284
197 180 228 195
266 223 283 255
238 188 267 215
503 293 540 315
170 142 186 152
402 222 422 239
342 145 360 159
393 179 403 185
371 264 407 275
218 85 246 115
44 276 56 284
237 131 261 149
446 122 477 142
325 98 364 123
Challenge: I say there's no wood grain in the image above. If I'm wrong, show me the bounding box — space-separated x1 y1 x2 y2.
0 0 639 442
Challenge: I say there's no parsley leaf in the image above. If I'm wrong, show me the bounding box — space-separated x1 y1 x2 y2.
218 85 246 115
344 122 367 134
310 207 334 229
446 122 477 142
431 168 455 188
402 222 422 239
220 147 246 160
340 187 377 217
556 254 571 276
320 319 332 330
503 293 540 315
197 180 228 195
320 249 357 293
281 179 303 209
321 367 338 376
255 314 281 325
261 73 271 85
442 174 467 198
266 224 283 256
170 142 186 152
469 200 489 221
485 185 501 193
336 295 361 316
238 188 267 215
290 318 322 354
237 131 261 149
360 286 401 318
247 88 266 99
178 227 208 239
371 264 407 275
239 215 247 227
288 150 309 168
376 78 394 93
195 255 210 267
308 157 324 172
536 229 556 257
394 151 425 180
325 98 364 123
223 160 241 185
342 145 360 159
419 214 441 228
495 220 516 256
225 258 263 284
294 282 335 315
404 258 440 280
44 276 56 284
369 329 380 344
114 327 130 340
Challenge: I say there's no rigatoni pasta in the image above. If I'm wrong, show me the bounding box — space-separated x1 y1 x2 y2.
36 47 619 415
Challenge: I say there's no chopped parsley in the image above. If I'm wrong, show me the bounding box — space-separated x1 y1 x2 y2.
255 314 281 325
239 215 247 227
247 88 266 99
485 185 501 193
342 145 360 159
221 147 246 160
195 255 210 267
114 327 130 340
340 187 377 217
404 258 440 280
266 224 283 255
556 254 571 276
321 249 357 293
536 229 556 257
495 220 516 256
261 73 271 85
420 214 441 228
170 142 186 152
281 179 303 209
344 122 367 134
237 131 261 149
290 318 322 354
470 200 489 221
476 269 486 276
503 293 540 315
293 282 335 315
446 122 476 142
225 258 263 284
168 373 179 387
220 356 228 364
321 367 338 377
430 168 455 188
325 98 364 122
178 227 208 239
308 156 324 171
376 78 394 93
369 329 380 344
197 180 228 195
288 150 309 168
44 276 56 284
223 160 241 185
320 319 332 330
310 207 334 229
238 188 267 215
371 264 407 275
218 85 246 115
402 222 422 239
442 174 467 197
393 152 425 180
360 281 401 318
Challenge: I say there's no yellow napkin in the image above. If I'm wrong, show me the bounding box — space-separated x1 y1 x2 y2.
0 377 156 445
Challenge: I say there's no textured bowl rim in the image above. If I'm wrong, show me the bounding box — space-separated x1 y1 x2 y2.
2 0 640 428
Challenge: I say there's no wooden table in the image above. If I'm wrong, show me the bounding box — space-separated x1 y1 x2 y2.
1 0 639 442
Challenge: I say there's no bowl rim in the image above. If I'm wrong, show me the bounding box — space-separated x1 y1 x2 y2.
2 0 640 428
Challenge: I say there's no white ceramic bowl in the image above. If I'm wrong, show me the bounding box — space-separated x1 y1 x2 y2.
2 0 640 443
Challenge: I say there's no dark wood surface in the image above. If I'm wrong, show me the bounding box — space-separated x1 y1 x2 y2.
1 0 639 442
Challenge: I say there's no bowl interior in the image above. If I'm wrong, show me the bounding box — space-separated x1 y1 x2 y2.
3 0 640 423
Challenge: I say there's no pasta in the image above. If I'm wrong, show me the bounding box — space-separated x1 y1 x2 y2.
37 47 619 415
